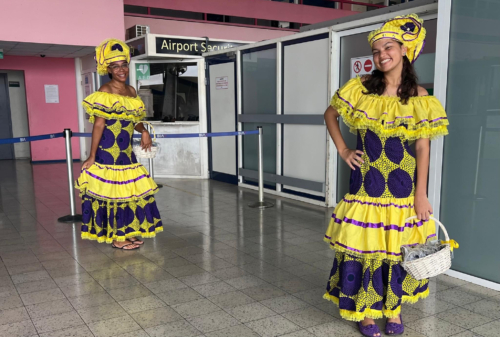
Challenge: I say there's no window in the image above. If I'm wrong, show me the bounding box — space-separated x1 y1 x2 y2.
257 19 280 28
207 14 224 22
225 16 255 25
150 8 204 20
303 0 336 8
124 5 148 14
124 6 302 31
206 14 255 25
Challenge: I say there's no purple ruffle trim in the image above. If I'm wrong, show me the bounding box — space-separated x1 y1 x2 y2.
84 170 150 185
325 233 436 256
330 213 425 232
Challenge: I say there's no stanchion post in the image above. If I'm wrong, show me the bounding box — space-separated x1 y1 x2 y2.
147 123 163 188
249 126 274 209
58 129 83 223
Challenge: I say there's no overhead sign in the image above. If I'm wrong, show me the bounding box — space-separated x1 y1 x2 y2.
351 55 374 78
136 63 150 81
156 37 245 56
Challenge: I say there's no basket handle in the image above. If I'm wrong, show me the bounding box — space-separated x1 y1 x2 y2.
140 121 156 142
405 216 450 242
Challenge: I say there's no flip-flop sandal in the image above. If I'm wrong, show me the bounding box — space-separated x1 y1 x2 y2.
111 243 140 250
358 321 381 337
385 315 404 335
128 238 144 245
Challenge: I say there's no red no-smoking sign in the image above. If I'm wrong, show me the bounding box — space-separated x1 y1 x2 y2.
351 56 374 78
353 61 362 74
364 59 373 72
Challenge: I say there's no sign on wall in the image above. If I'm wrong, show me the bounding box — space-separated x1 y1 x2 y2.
44 85 59 103
216 76 228 90
136 63 150 81
156 37 245 56
351 56 374 78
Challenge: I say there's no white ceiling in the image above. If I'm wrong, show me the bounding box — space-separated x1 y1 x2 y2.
0 41 94 58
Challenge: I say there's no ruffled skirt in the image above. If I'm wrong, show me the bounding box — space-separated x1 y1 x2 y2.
324 251 429 321
75 163 163 243
323 194 435 321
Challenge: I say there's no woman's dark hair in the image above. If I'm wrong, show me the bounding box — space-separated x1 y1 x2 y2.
108 73 112 79
362 44 419 104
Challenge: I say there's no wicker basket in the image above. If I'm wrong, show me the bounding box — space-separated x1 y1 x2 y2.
133 121 159 159
401 216 452 280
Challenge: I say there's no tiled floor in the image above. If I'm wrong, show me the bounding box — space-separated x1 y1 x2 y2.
0 160 499 337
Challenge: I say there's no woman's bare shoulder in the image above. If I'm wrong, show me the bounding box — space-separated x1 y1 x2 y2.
417 86 429 97
98 83 112 93
127 85 137 97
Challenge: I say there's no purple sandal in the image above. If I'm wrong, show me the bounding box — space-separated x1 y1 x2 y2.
385 315 404 335
358 321 381 337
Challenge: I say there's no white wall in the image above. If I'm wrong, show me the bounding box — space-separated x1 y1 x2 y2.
0 70 30 159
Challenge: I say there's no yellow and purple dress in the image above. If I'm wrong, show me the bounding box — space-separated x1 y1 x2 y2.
323 77 448 321
75 92 163 243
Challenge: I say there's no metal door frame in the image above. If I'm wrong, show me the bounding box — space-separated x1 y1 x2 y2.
205 54 239 184
0 74 14 160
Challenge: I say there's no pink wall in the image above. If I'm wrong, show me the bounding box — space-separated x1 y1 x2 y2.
0 56 80 161
0 0 124 45
125 0 357 24
125 17 294 42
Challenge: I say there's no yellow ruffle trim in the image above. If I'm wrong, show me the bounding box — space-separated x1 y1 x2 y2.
323 288 430 322
75 163 158 202
83 91 146 123
324 194 436 262
81 227 164 244
331 76 449 141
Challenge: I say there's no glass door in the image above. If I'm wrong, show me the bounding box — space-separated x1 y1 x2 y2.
241 46 278 189
440 0 500 283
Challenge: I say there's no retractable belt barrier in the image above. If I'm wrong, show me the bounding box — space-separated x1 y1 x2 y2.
0 131 259 144
73 130 260 138
0 128 272 224
0 133 64 144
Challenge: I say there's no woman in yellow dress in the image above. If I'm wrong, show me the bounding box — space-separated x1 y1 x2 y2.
323 15 448 336
76 39 163 250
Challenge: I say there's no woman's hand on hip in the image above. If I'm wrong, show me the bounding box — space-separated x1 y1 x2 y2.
340 148 364 170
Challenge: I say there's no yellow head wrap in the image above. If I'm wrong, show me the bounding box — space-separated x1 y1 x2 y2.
95 38 131 76
368 14 426 64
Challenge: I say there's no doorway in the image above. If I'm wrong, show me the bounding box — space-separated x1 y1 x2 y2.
0 71 30 160
206 55 238 184
0 74 14 160
130 60 200 123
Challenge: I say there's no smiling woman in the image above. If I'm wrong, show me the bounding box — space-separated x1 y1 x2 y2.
108 61 129 79
75 39 164 250
322 14 448 337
